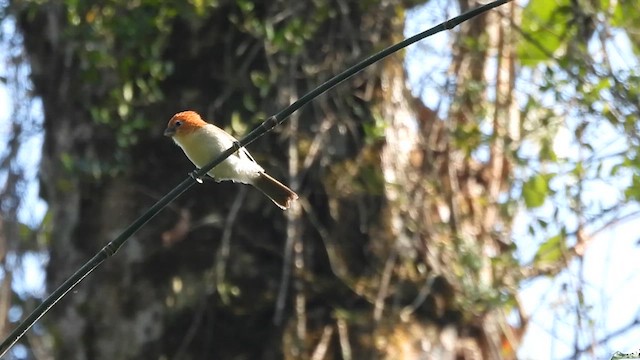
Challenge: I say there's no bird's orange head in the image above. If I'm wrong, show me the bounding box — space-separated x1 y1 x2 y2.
164 110 208 138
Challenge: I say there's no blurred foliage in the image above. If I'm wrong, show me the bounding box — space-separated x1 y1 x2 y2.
514 0 640 276
8 0 348 180
522 173 553 209
518 0 572 65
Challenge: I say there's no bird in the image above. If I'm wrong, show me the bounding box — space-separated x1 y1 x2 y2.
164 110 298 210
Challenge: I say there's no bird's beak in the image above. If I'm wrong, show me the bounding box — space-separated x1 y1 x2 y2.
164 126 176 137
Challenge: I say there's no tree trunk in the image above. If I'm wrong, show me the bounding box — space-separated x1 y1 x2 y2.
375 1 522 359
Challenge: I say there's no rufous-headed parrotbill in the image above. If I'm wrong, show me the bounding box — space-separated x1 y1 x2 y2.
164 111 298 210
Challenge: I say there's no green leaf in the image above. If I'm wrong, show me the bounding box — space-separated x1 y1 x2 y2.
624 174 640 202
122 82 133 102
534 232 566 266
230 112 248 136
522 173 552 208
518 0 571 66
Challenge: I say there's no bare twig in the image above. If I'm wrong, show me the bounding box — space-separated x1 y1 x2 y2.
337 317 352 360
215 187 246 302
173 297 208 360
564 313 640 360
310 325 334 360
373 250 397 322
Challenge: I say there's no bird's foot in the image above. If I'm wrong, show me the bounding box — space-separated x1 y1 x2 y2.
189 170 205 184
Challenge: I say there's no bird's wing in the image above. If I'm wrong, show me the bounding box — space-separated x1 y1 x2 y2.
208 124 259 165
238 147 258 164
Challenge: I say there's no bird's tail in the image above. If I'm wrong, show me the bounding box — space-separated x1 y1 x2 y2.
253 172 298 210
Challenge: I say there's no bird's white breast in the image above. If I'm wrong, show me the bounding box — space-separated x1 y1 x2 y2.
174 124 263 184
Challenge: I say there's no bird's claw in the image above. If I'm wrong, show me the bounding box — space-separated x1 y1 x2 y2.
189 170 204 184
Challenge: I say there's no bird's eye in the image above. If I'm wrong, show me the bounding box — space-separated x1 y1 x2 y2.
175 120 182 127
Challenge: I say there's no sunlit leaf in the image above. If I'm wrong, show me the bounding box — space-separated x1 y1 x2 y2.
230 111 248 136
518 0 571 66
534 232 566 266
522 173 552 208
624 174 640 202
